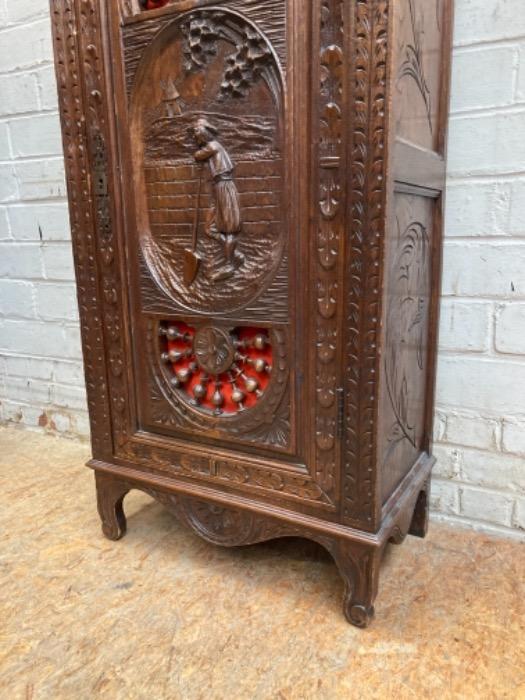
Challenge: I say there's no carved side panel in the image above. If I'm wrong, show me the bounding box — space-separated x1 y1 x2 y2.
394 0 445 150
379 193 433 500
311 0 345 501
342 1 390 529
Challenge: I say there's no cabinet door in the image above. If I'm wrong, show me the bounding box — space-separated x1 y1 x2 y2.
53 0 349 517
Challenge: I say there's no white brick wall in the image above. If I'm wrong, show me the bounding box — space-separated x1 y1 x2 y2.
433 0 525 540
0 0 524 539
0 0 88 439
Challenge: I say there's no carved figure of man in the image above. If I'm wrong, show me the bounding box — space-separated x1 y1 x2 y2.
192 117 244 282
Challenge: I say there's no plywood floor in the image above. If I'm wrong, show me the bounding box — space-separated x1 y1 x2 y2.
0 426 524 699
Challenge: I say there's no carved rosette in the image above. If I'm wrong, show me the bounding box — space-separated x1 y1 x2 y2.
343 1 390 528
313 0 345 499
147 320 291 451
158 322 274 416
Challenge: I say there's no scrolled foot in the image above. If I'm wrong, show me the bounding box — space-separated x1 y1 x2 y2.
344 599 375 628
332 541 383 628
95 472 130 541
101 504 127 541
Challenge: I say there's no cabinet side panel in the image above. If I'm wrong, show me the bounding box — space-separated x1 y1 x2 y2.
379 0 453 502
379 193 435 497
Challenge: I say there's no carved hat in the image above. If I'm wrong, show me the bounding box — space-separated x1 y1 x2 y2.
194 117 218 137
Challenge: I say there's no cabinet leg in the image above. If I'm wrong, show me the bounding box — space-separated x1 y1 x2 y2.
95 472 130 541
409 478 431 539
332 541 383 628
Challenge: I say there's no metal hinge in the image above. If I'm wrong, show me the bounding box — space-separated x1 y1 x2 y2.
337 387 345 438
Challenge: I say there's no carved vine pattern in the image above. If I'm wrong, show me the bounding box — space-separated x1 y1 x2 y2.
383 219 429 466
181 11 274 102
343 0 389 528
313 0 344 500
398 0 433 134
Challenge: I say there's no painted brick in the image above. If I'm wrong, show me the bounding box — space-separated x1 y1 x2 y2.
53 384 87 412
433 412 447 443
52 360 84 386
0 319 81 360
0 242 42 279
446 445 525 494
72 411 90 437
508 179 525 235
514 498 525 530
0 20 52 72
454 0 525 45
14 158 66 200
460 487 514 528
439 300 491 352
502 418 525 457
3 375 52 405
7 202 70 241
0 72 39 117
2 354 55 382
448 111 525 176
444 181 511 237
430 480 460 516
34 282 78 321
432 445 463 481
442 413 499 451
0 165 18 202
1 354 84 387
0 208 10 240
436 356 525 415
442 243 525 298
9 113 62 158
1 400 39 427
450 46 517 112
0 121 12 160
5 0 50 24
517 43 525 102
0 279 35 318
495 303 525 354
41 243 75 281
35 65 59 111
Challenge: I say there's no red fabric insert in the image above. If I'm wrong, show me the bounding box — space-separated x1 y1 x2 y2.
163 323 273 415
143 0 170 9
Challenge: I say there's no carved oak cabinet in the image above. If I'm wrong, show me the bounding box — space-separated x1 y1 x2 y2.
51 0 453 627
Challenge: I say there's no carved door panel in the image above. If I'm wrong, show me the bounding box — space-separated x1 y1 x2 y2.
96 1 343 515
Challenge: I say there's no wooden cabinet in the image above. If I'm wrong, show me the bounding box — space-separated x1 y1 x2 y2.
51 0 453 627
